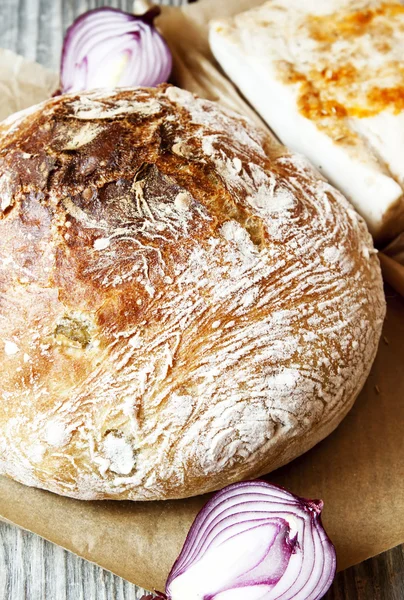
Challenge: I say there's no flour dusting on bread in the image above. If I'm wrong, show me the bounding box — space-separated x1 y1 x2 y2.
0 87 385 500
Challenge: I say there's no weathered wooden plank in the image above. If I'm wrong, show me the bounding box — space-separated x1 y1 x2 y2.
0 521 148 599
325 543 404 600
0 0 20 56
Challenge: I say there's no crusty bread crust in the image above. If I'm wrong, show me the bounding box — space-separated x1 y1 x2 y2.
0 86 385 500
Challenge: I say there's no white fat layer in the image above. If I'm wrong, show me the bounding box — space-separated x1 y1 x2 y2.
209 0 404 237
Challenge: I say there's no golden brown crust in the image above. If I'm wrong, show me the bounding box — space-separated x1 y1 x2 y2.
0 87 385 500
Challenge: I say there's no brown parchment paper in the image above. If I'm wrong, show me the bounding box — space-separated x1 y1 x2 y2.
1 0 404 592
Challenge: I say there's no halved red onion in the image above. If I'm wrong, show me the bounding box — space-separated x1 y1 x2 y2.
60 7 172 94
165 481 336 600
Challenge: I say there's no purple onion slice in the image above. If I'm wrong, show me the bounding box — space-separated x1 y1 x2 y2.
165 481 336 600
60 7 172 93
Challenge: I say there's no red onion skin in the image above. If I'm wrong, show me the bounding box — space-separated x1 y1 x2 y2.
60 7 172 94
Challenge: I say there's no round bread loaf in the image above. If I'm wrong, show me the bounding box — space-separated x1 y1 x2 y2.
0 86 385 501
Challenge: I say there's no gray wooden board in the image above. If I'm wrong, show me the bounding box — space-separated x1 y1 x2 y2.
0 521 147 599
1 0 404 598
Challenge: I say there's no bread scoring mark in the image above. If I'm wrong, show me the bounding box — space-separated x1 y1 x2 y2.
75 163 209 296
62 122 103 150
0 86 385 501
68 97 161 120
0 173 14 214
61 197 107 230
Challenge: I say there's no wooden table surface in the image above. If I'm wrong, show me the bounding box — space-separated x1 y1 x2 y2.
0 0 403 598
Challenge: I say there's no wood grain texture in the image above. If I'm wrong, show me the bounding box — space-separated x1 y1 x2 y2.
325 544 404 600
0 0 403 598
0 521 147 599
1 520 404 600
